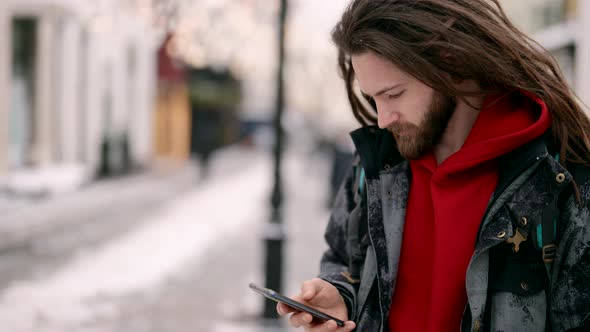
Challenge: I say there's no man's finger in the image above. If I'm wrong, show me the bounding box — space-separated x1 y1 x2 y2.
342 321 356 331
308 320 356 332
277 303 299 315
323 320 339 331
289 312 312 328
306 319 338 332
277 303 293 316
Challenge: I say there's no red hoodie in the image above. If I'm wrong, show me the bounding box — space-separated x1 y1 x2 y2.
388 92 552 331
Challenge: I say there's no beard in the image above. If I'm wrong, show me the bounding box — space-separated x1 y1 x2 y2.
388 92 456 159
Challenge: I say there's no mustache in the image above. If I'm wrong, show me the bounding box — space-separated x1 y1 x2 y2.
387 122 419 134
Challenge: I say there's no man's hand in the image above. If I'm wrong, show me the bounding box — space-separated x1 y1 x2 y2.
276 278 356 331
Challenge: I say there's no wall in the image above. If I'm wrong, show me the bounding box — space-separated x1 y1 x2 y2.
0 0 159 182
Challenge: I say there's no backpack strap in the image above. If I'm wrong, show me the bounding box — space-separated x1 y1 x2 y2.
539 195 558 283
533 154 560 332
532 154 562 283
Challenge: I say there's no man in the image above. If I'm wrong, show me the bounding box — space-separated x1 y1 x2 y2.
277 0 590 331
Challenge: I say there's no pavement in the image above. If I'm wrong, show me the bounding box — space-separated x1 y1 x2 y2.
0 145 334 332
0 160 199 253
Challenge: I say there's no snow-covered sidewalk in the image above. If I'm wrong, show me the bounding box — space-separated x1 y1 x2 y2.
0 163 198 252
0 147 332 332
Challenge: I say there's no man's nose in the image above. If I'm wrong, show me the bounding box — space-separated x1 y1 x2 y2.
377 109 400 129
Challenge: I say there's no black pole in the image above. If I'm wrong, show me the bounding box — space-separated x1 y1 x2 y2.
263 0 288 319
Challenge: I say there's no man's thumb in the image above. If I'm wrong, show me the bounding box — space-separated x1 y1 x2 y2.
301 279 321 301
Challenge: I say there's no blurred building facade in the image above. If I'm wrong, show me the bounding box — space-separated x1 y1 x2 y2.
0 0 159 194
502 0 590 109
153 34 244 164
153 35 191 162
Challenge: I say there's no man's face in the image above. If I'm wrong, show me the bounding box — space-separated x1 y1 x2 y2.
351 51 456 159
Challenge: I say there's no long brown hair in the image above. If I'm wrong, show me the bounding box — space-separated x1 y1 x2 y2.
332 0 590 165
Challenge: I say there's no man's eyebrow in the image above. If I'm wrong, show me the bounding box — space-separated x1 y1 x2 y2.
362 83 404 98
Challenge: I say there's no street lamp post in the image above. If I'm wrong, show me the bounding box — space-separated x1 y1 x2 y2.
263 0 288 319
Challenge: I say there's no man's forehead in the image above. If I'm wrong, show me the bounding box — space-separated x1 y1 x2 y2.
352 53 408 96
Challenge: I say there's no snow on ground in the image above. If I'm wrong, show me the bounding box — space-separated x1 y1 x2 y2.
0 149 271 332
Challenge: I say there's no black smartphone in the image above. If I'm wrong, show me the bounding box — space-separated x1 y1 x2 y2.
249 283 346 327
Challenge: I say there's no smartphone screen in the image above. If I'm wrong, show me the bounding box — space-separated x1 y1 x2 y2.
249 283 346 327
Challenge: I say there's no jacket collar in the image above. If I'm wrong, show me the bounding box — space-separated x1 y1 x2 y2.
349 126 403 180
495 131 552 196
350 126 552 184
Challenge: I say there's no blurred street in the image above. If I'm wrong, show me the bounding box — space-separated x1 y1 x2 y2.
0 1 353 331
0 146 331 332
2 0 587 331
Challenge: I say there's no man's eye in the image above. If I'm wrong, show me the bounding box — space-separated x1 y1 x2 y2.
362 93 374 102
387 91 405 99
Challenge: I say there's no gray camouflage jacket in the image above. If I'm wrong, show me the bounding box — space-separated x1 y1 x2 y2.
319 126 590 332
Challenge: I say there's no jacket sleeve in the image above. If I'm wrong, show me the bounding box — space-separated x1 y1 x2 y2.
318 160 359 321
551 181 590 331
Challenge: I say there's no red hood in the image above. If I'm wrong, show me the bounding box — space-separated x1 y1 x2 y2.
416 91 552 182
389 91 552 331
